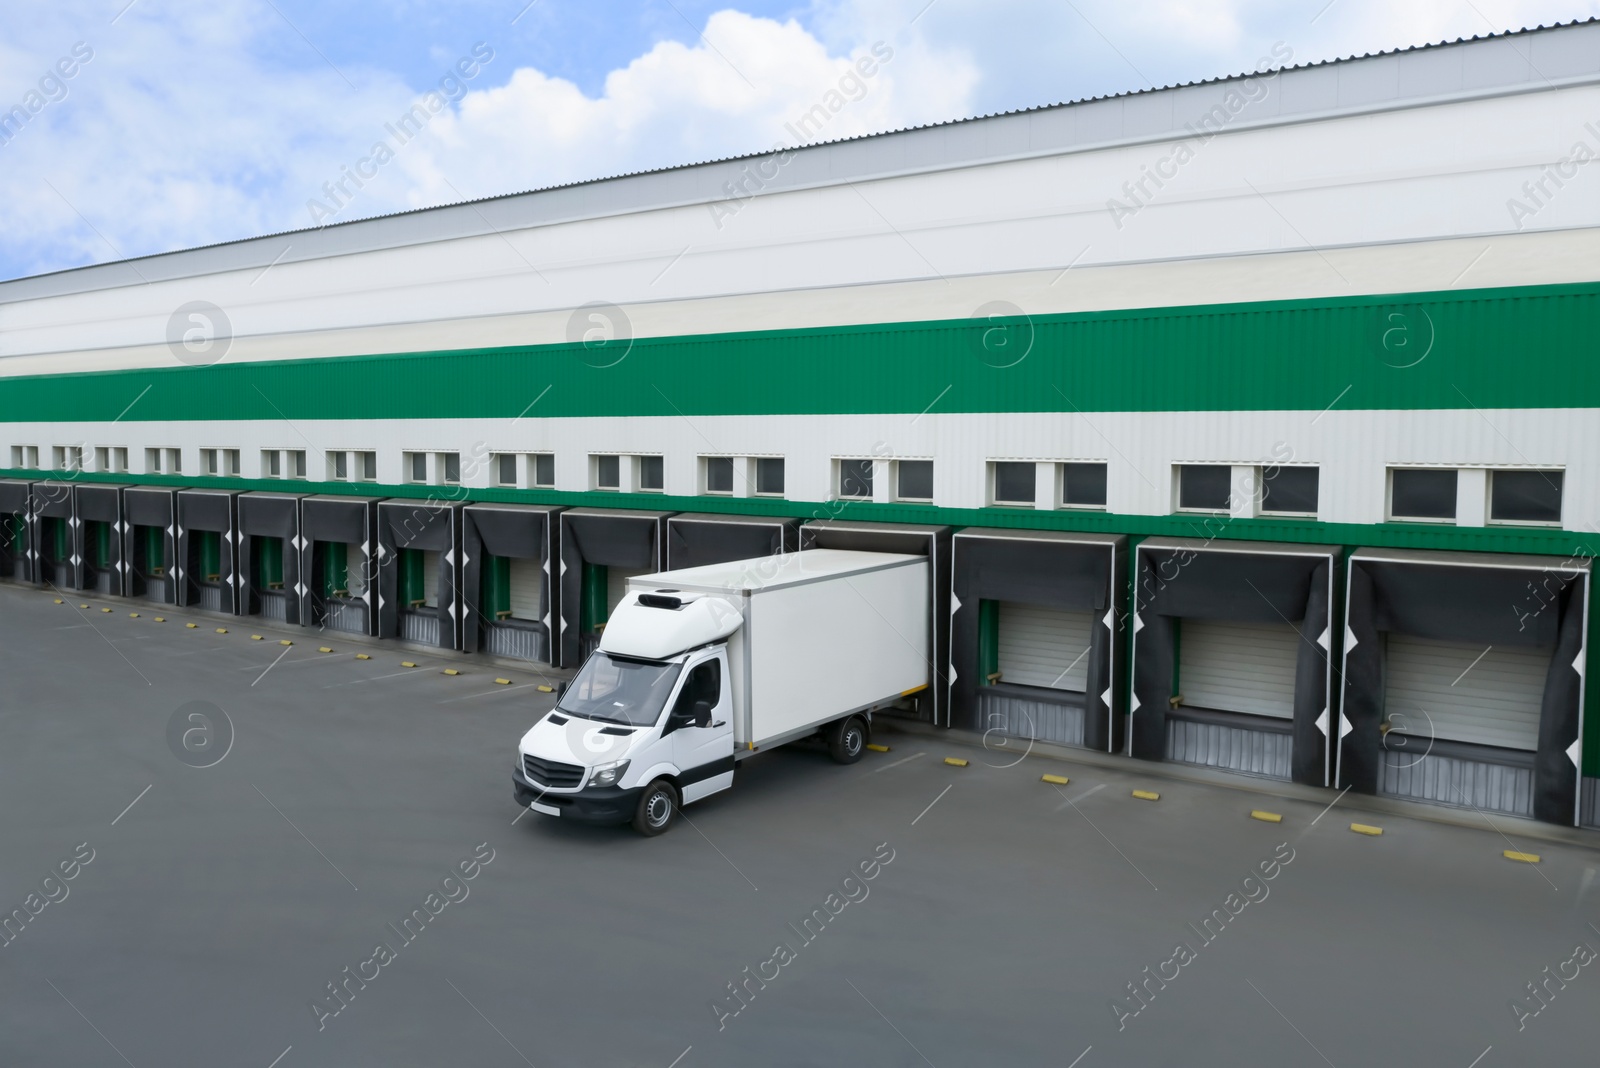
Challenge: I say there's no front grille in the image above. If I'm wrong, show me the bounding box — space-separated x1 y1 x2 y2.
523 754 584 789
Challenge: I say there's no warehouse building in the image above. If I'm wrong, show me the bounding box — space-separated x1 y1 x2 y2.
2 21 1598 827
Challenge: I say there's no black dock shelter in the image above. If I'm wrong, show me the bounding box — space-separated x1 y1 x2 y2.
558 508 672 668
0 479 32 584
377 498 466 650
461 503 561 663
238 491 304 625
951 529 1124 751
799 520 953 726
665 512 800 571
176 489 241 614
29 480 77 592
300 495 382 636
1339 547 1590 824
1130 538 1338 786
74 483 127 596
123 486 181 604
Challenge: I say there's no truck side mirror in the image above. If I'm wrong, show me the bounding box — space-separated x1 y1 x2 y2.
692 699 712 729
555 681 568 699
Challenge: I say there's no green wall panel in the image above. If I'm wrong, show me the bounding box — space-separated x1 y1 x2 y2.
1 282 1597 421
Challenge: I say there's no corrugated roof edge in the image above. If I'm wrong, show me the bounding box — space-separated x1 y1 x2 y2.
4 16 1595 294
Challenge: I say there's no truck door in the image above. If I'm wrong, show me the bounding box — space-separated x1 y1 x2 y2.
669 652 735 803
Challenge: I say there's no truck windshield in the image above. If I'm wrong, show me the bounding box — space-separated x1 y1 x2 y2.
558 653 683 726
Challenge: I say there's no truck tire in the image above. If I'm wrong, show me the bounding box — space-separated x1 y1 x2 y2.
828 716 867 765
632 779 679 836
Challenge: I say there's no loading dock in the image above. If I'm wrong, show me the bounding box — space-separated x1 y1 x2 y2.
1131 538 1337 785
951 529 1124 751
799 520 952 725
665 513 800 570
0 480 31 584
237 492 303 625
300 495 381 636
176 489 240 614
460 503 560 663
29 481 76 592
378 499 465 650
123 486 180 604
558 508 672 668
1339 547 1589 824
74 483 126 596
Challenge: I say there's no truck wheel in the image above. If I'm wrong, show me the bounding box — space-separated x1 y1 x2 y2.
828 716 867 765
632 779 678 836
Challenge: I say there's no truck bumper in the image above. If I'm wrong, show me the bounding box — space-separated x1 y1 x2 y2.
512 766 640 824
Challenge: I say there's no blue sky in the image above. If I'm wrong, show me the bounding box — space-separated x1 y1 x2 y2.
2 0 1596 281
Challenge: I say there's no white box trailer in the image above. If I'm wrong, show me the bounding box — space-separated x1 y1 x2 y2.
513 549 930 834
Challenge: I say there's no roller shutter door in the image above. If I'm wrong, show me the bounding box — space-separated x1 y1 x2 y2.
1179 620 1299 718
420 550 440 608
345 542 368 598
997 602 1093 691
607 567 650 616
508 558 542 621
1384 635 1547 751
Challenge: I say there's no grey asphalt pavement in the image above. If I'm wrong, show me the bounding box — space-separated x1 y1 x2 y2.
1 582 1597 1067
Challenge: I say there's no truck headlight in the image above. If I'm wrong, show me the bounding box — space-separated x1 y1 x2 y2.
589 759 630 788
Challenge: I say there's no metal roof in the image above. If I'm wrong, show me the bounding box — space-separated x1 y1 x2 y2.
4 17 1597 303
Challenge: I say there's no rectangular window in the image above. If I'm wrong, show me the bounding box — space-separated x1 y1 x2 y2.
1260 466 1319 515
168 448 182 473
639 456 664 492
264 450 281 478
895 460 933 502
1061 462 1107 508
146 448 163 474
838 459 873 499
406 452 426 483
114 447 128 473
202 448 219 476
224 449 240 476
53 446 78 471
755 457 784 496
288 450 306 479
1490 470 1562 524
357 451 376 481
9 446 21 468
95 446 110 472
705 456 734 494
25 445 39 468
1390 468 1456 521
494 453 518 487
441 453 460 484
332 451 349 480
533 453 555 488
595 455 620 490
991 461 1034 506
1177 465 1231 511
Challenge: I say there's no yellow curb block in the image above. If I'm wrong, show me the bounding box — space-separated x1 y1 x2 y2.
401 661 418 668
53 598 63 604
319 646 333 653
129 613 140 618
279 640 293 646
1132 790 1160 801
186 623 197 629
1350 823 1383 836
1251 811 1283 823
443 668 461 676
536 684 554 693
494 678 512 685
79 603 89 608
251 635 263 640
101 607 112 613
355 653 371 660
1041 774 1070 785
943 757 969 767
153 617 165 622
866 743 891 753
1503 850 1541 864
215 628 228 634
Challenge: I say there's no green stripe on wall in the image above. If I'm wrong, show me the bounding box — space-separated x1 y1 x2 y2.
3 281 1598 421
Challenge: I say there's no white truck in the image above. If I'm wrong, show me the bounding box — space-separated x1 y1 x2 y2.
513 549 930 835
